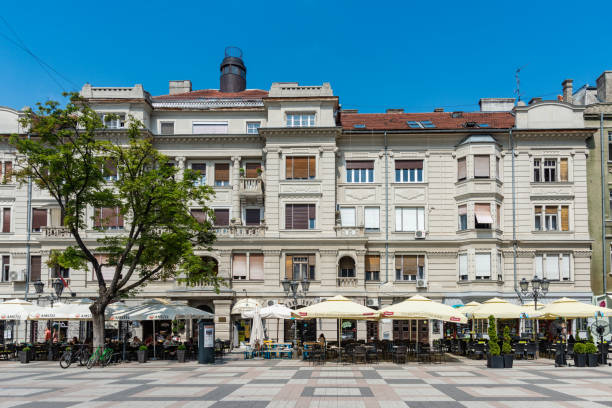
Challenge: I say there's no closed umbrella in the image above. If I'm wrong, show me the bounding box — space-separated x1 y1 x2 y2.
249 306 265 349
539 297 612 319
243 303 293 342
380 295 468 323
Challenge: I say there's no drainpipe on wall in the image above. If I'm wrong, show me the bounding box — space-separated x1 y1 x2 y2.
510 128 522 302
24 132 32 301
601 112 607 296
384 131 389 283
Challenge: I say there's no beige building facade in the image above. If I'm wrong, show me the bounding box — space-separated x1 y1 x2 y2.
0 61 595 344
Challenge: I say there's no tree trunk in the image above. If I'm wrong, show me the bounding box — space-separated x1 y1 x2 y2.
90 301 108 349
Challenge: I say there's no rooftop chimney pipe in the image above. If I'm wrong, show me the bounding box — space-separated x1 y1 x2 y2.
220 46 246 93
562 79 573 104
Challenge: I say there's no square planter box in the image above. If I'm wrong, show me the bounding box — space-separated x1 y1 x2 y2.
587 354 599 367
574 354 586 367
19 351 30 364
487 355 504 369
137 350 148 363
503 354 513 368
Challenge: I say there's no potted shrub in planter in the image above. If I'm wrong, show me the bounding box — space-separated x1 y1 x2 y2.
256 167 263 177
502 326 513 368
487 315 503 368
573 342 586 367
177 344 187 363
239 168 245 177
137 345 148 363
585 342 599 367
19 346 31 364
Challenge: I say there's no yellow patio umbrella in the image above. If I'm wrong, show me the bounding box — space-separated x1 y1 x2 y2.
379 295 467 323
458 301 481 318
471 297 541 319
538 297 612 319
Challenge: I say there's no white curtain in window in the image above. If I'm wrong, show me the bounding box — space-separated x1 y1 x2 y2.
535 255 543 278
560 254 570 280
459 254 468 276
232 254 247 278
475 253 491 277
395 208 402 231
340 208 356 227
249 254 264 280
545 255 560 280
364 207 379 229
403 208 416 231
417 207 425 230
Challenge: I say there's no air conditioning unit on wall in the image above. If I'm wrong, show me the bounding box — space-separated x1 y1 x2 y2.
9 270 25 282
416 279 428 288
366 298 379 307
415 230 426 239
267 299 278 307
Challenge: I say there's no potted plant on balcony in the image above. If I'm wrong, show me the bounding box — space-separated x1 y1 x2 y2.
256 167 263 177
573 342 586 367
502 326 513 368
239 168 245 176
486 315 503 368
177 344 187 363
137 345 148 363
19 346 31 364
585 342 599 367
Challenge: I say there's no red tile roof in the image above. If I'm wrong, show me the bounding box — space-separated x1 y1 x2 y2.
153 89 268 100
341 112 515 130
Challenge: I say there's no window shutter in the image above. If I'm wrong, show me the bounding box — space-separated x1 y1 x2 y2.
545 206 558 215
535 255 543 278
364 207 379 229
2 208 10 233
474 204 493 224
285 204 293 229
340 208 355 227
560 158 568 181
458 205 467 216
395 255 402 271
160 122 174 135
308 204 316 223
395 208 403 231
191 163 206 175
403 208 416 231
115 207 124 228
545 255 559 280
215 163 230 182
191 209 207 224
404 255 417 274
346 160 374 169
232 254 247 278
32 209 47 231
292 157 308 179
561 206 569 231
496 204 501 227
4 161 11 181
416 207 425 230
213 209 229 226
457 158 466 180
308 156 316 178
246 163 261 178
30 255 41 282
474 155 490 178
285 157 293 179
459 254 468 277
365 255 380 272
560 254 570 280
475 254 490 277
292 204 309 229
395 160 423 169
245 208 261 225
249 254 264 280
285 255 293 279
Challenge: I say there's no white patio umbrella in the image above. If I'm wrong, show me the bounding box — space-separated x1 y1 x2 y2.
0 299 35 343
28 302 93 321
249 306 265 349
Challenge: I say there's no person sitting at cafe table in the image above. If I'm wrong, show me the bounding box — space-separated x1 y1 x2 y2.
318 333 326 347
131 336 142 347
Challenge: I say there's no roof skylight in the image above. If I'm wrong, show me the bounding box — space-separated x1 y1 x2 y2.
407 120 436 129
353 124 366 129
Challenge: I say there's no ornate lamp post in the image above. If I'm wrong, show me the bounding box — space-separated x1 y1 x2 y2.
520 275 549 358
33 279 65 307
281 276 310 345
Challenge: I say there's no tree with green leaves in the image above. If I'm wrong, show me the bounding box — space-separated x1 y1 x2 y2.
10 93 221 347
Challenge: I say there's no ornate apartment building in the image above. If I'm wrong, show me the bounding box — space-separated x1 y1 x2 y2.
0 52 596 343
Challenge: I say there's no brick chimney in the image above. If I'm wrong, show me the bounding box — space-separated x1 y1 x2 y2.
434 108 444 112
562 79 573 104
169 80 192 95
386 108 404 114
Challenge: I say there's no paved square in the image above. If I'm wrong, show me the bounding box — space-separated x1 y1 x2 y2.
0 355 610 407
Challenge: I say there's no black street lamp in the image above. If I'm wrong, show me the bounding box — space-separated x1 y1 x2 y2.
33 278 66 307
281 275 310 345
520 275 549 358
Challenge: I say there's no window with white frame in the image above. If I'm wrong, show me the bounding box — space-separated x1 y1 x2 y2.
364 207 380 231
103 159 118 181
346 161 374 183
395 160 423 183
395 207 425 232
244 208 262 226
160 122 174 135
458 253 468 281
286 113 315 127
1 255 9 282
1 207 10 233
395 255 424 281
497 252 503 281
533 158 568 182
475 253 491 280
458 205 467 230
214 163 230 186
340 207 356 227
0 161 12 183
534 205 569 231
190 163 207 185
246 122 261 134
496 157 500 179
474 155 490 178
232 253 264 280
534 253 570 281
192 122 228 134
474 203 493 229
99 113 126 129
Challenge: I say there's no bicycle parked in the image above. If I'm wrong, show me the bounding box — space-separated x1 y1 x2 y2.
59 344 91 369
86 345 120 369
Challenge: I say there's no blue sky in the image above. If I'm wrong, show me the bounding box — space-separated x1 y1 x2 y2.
1 0 611 113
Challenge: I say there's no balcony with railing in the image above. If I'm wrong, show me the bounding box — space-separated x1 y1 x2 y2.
213 224 266 239
337 277 358 287
239 177 263 196
334 225 365 237
41 226 72 239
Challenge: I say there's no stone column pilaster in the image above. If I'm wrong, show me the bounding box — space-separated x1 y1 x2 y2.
231 156 241 223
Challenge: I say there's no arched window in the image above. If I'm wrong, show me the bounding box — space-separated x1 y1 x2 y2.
338 256 355 278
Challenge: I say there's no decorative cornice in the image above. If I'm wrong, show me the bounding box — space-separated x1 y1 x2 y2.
154 134 262 144
529 195 574 201
260 127 342 137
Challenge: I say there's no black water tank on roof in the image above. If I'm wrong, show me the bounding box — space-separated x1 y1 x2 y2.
220 46 246 93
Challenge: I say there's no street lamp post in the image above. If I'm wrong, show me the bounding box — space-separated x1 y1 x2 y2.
33 279 67 360
520 275 549 359
281 276 310 345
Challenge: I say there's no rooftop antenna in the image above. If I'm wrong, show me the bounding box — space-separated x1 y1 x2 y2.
514 65 528 103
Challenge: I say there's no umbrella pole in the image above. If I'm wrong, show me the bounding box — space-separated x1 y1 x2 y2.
152 320 156 360
277 318 279 342
338 318 342 364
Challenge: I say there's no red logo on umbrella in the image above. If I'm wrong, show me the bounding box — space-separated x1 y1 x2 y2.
298 312 307 316
450 317 460 322
383 311 394 317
